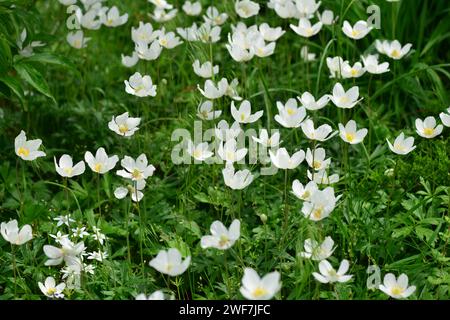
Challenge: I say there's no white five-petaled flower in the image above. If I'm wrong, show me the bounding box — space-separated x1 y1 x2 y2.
54 155 85 178
121 52 139 68
313 259 353 283
101 6 128 27
415 116 443 139
290 18 323 38
187 140 214 161
307 169 339 185
342 20 371 40
38 277 66 299
376 40 412 60
15 130 46 161
274 98 307 128
259 23 285 42
302 187 337 221
330 83 362 109
317 9 336 25
298 92 329 111
218 139 248 164
136 290 166 300
231 100 264 124
215 120 242 141
292 180 318 201
386 132 416 155
338 120 368 144
197 78 227 99
66 30 90 49
197 101 221 120
201 219 240 250
379 273 416 299
149 248 191 276
439 107 450 127
222 164 254 190
300 236 335 261
296 0 321 17
326 56 346 78
361 54 390 74
305 148 331 171
1 219 32 245
300 46 316 62
341 61 366 78
269 148 305 170
125 72 157 97
192 60 219 78
235 0 260 18
301 119 337 141
108 112 141 137
114 180 146 202
116 154 156 181
43 238 85 266
240 268 281 300
252 129 282 148
204 6 228 26
84 148 119 174
182 1 202 16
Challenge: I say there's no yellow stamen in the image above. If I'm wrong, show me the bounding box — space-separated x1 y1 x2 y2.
423 128 434 136
94 163 103 173
118 124 129 134
131 169 142 179
218 235 229 248
252 287 268 298
391 286 404 296
391 50 400 58
17 147 30 157
345 133 355 142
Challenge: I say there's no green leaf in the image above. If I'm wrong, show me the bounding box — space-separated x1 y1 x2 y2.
0 74 25 105
415 226 435 243
392 226 413 238
13 61 55 102
17 52 77 72
0 35 12 71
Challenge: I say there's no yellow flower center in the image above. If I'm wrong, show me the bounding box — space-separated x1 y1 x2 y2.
240 114 246 122
118 124 129 134
64 168 73 176
345 133 355 142
252 287 268 298
312 206 324 219
159 38 168 47
226 151 235 161
74 39 81 48
339 96 349 104
351 30 360 37
47 288 56 295
350 69 358 76
393 143 405 152
306 28 313 36
107 19 113 25
423 128 434 136
257 48 264 55
132 169 142 179
218 235 229 248
391 50 400 58
193 149 202 159
391 286 404 296
134 85 144 93
166 263 173 272
17 147 30 157
201 110 209 118
313 160 321 169
302 191 310 200
94 163 103 173
287 108 295 116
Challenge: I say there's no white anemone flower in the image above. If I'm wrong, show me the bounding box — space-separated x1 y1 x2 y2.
108 112 141 137
116 154 156 181
201 219 240 250
15 130 46 161
269 148 305 170
54 155 85 178
1 219 32 245
300 236 335 261
379 273 416 299
197 101 221 120
149 248 191 276
240 268 281 300
84 148 119 174
222 164 254 190
231 100 264 124
342 20 371 40
124 72 157 97
415 116 443 139
338 120 368 144
192 60 219 78
330 83 362 109
38 277 66 299
313 259 353 283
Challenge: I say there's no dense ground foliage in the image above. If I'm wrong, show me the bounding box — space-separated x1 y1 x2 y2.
0 0 449 300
